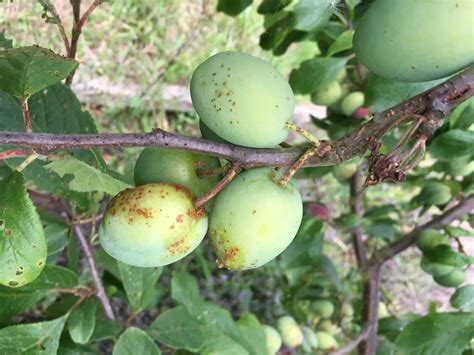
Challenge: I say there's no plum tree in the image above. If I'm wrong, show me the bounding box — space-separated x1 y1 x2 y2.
341 92 365 116
316 331 338 350
190 51 295 148
415 229 449 252
434 268 466 288
208 167 303 270
262 325 282 355
134 148 220 198
353 0 474 82
99 183 208 267
277 316 304 348
311 299 335 319
311 81 342 106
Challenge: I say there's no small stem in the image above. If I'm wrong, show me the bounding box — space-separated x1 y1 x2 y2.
0 149 30 160
42 0 70 53
15 153 39 172
196 165 229 177
71 214 104 225
194 162 241 209
284 122 320 145
278 146 317 188
21 102 32 133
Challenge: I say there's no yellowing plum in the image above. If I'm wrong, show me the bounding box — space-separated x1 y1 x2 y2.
191 52 295 148
99 183 208 267
263 325 282 355
316 331 338 350
277 316 304 348
134 148 220 198
208 168 303 270
353 0 474 82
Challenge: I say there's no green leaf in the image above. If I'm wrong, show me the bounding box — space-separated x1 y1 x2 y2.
19 265 78 291
317 255 347 294
0 315 68 354
114 328 161 355
0 46 78 101
291 0 334 32
0 172 47 287
395 312 474 355
445 226 474 238
67 298 97 344
259 13 292 50
217 0 252 16
44 223 69 256
46 156 132 196
0 32 13 49
334 213 359 228
201 336 249 355
89 308 120 342
118 262 162 313
451 98 473 130
171 272 204 317
236 313 266 355
365 74 443 112
257 0 291 14
289 57 348 94
429 130 474 161
450 285 474 311
327 30 353 56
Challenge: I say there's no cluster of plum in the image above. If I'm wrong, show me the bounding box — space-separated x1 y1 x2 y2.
99 52 303 269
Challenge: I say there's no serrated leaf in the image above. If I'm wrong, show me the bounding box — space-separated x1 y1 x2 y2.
0 46 78 101
171 272 204 317
46 156 132 196
429 130 474 161
0 315 67 354
113 327 161 355
327 30 353 56
257 0 291 14
217 0 252 16
0 172 47 287
118 262 162 313
289 57 347 94
450 285 474 311
68 298 97 344
395 312 474 355
291 0 334 32
236 313 266 355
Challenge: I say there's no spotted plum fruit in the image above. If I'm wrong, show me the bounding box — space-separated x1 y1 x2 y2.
209 167 303 270
99 183 208 267
353 0 474 82
191 52 295 148
134 148 220 198
263 325 282 355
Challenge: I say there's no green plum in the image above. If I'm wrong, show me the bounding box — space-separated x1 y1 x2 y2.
316 331 338 350
420 257 455 277
209 167 303 270
191 51 295 148
318 320 338 335
311 300 335 319
434 268 465 288
311 81 343 106
341 92 364 116
378 302 389 318
199 119 228 144
301 326 318 349
263 325 282 355
134 147 220 198
353 0 474 82
415 229 449 252
99 183 208 267
277 316 303 348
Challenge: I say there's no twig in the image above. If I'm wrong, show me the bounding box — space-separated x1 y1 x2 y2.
359 265 381 354
1 65 472 168
332 325 372 355
41 0 70 53
72 223 115 320
21 102 32 133
71 214 104 225
0 149 30 160
349 163 368 268
194 162 241 209
15 153 39 172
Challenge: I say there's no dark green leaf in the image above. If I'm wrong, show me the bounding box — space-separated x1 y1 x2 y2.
44 223 69 257
0 315 67 354
327 30 353 56
89 308 120 342
0 172 47 287
291 0 334 32
0 32 13 49
0 46 78 101
395 312 474 355
201 336 249 355
236 313 266 355
257 0 291 14
364 223 397 240
451 98 473 130
424 245 473 267
445 226 473 238
259 13 292 50
451 285 474 311
334 213 359 228
317 255 347 294
113 327 161 355
217 0 252 16
429 130 474 161
68 298 97 344
289 57 348 94
171 272 204 316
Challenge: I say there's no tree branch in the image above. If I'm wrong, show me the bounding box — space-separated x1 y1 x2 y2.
0 65 472 168
349 163 368 268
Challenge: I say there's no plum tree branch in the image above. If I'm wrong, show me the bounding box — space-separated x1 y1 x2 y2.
0 65 472 168
349 163 368 268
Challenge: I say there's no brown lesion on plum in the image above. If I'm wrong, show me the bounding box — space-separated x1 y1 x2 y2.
209 227 245 269
166 238 190 256
176 214 184 223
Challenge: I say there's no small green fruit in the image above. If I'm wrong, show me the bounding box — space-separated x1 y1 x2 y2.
316 331 338 350
342 304 354 318
99 183 208 267
341 92 364 116
378 302 389 318
318 319 337 334
277 316 304 348
420 257 455 277
263 325 282 355
335 68 347 82
301 326 318 349
311 300 335 319
416 182 451 206
311 81 343 106
434 268 465 288
415 229 450 252
332 161 358 181
134 148 220 198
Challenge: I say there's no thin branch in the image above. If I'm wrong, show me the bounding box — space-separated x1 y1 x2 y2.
0 149 30 160
194 163 241 209
359 265 382 355
349 163 368 268
332 324 372 355
21 102 32 133
1 65 472 167
72 223 115 320
42 0 71 53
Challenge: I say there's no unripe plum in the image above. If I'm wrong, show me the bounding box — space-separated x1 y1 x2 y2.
415 229 449 252
378 302 389 318
311 299 335 319
191 52 295 148
209 168 303 270
353 0 474 82
420 257 455 277
341 92 364 116
134 148 220 198
199 119 228 144
301 326 318 349
99 183 208 267
311 81 342 107
434 268 465 288
263 325 282 355
277 316 304 348
318 320 338 334
316 331 338 350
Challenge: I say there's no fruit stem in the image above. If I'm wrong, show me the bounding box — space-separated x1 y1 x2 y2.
284 122 320 145
278 146 318 188
15 152 40 172
194 162 241 209
196 165 229 178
